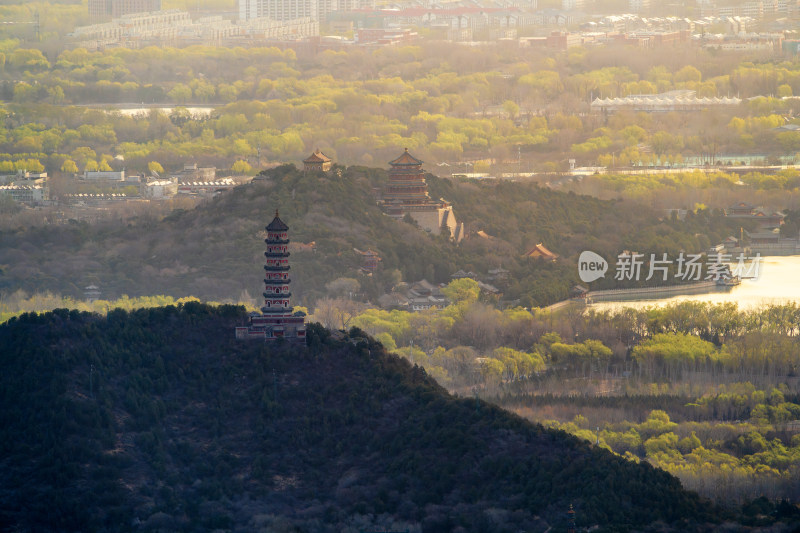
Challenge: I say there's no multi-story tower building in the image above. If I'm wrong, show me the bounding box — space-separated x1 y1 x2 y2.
238 0 319 21
382 149 464 241
383 149 432 215
236 210 306 342
261 212 292 314
89 0 162 19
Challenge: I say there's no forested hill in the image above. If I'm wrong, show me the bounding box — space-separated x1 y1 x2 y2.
0 304 721 532
0 165 742 306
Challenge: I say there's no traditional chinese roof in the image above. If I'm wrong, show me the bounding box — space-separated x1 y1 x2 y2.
354 248 380 257
266 210 289 231
524 243 558 260
303 149 331 163
388 148 423 166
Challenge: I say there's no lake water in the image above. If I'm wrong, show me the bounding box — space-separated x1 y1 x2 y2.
588 255 800 311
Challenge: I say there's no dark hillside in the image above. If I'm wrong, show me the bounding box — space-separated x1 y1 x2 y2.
0 305 722 532
0 165 743 306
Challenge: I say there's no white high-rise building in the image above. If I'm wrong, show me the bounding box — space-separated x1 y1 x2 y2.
239 0 319 21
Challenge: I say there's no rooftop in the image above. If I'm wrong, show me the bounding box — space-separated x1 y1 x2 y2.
304 149 332 163
266 210 289 231
389 148 423 167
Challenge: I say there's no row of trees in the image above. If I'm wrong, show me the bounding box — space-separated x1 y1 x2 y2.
541 406 800 503
318 281 800 390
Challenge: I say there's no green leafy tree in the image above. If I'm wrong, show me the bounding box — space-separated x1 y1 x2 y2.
60 159 78 174
231 160 252 174
167 83 191 104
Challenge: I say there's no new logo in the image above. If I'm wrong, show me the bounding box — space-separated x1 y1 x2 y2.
578 251 608 283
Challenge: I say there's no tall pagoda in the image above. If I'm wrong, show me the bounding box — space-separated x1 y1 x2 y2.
235 210 306 342
383 148 436 216
382 148 464 241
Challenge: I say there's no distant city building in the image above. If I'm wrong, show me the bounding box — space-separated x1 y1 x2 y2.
71 10 319 48
356 28 418 45
84 170 125 181
63 193 129 205
317 0 338 21
382 149 464 241
546 30 584 49
0 185 49 205
239 16 318 40
236 211 306 342
239 0 318 22
71 9 191 46
143 178 178 199
0 170 47 186
171 163 216 182
591 90 741 113
176 179 236 196
89 0 162 19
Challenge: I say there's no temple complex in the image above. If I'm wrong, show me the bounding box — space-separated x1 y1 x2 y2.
382 149 464 241
235 210 306 342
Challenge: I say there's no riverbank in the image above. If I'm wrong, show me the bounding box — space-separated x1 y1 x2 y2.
586 280 726 303
583 255 800 311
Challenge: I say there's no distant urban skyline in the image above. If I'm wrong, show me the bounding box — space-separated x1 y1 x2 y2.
238 0 319 21
88 0 163 19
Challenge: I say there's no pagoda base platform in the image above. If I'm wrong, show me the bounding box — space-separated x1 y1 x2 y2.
235 313 306 342
386 204 464 242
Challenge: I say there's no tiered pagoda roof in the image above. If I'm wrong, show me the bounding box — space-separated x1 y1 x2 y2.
388 148 423 166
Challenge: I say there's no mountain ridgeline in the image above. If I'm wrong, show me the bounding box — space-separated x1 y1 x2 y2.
0 164 744 307
0 304 721 532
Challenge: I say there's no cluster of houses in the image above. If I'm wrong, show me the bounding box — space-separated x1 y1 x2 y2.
721 201 798 253
0 171 49 205
0 163 248 209
78 164 239 201
374 268 515 312
71 9 319 50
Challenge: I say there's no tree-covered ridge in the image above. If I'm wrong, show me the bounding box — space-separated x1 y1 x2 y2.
0 292 233 324
0 164 744 307
0 304 720 531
